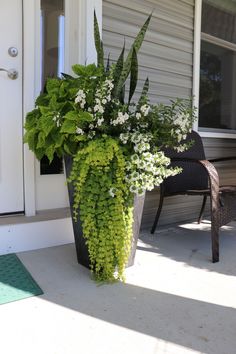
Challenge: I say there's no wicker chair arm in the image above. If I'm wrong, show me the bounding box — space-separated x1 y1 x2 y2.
171 157 220 202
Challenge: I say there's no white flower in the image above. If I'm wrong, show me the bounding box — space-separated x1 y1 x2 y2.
129 185 138 193
119 133 129 144
102 99 107 104
111 112 129 126
109 187 116 198
131 154 139 163
76 127 84 135
136 112 141 119
75 89 86 106
131 171 140 181
105 79 114 90
137 188 145 196
94 104 104 114
140 104 150 116
97 118 104 126
125 161 132 170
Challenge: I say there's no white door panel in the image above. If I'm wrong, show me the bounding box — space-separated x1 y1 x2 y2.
0 0 24 214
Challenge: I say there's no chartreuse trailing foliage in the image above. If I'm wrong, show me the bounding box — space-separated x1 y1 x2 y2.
68 136 133 282
24 11 196 282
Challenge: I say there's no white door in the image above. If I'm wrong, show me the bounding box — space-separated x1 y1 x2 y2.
0 0 24 214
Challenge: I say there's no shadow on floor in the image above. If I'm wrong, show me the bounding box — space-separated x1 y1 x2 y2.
139 220 236 277
16 243 236 354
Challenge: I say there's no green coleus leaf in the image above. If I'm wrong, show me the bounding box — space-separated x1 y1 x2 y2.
38 114 55 136
63 143 73 155
45 145 55 163
36 131 46 149
128 47 138 104
60 119 77 133
94 10 104 70
72 64 87 76
64 111 78 121
23 130 37 150
24 109 40 129
35 93 49 107
35 148 45 161
72 63 100 77
46 78 61 94
78 111 94 123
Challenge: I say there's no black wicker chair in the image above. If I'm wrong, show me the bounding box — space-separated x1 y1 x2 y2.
151 130 236 262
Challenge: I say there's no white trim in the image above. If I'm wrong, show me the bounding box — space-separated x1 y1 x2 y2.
0 217 74 255
194 0 236 139
85 0 102 64
192 0 202 132
23 0 40 216
199 131 236 139
64 0 102 72
202 32 236 52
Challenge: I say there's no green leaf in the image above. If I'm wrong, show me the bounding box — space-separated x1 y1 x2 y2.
35 94 49 107
24 109 40 129
38 106 51 115
78 111 93 123
114 13 152 98
45 145 55 163
46 78 61 94
36 131 46 149
36 150 45 161
106 53 110 72
128 47 138 104
94 10 104 70
38 115 55 136
24 130 36 150
64 111 79 121
72 63 100 77
60 119 77 133
112 42 125 89
138 77 149 106
72 64 86 76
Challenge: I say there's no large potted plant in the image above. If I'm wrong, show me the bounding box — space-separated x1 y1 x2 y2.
24 12 195 282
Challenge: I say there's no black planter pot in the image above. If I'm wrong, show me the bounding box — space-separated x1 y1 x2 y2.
64 155 145 269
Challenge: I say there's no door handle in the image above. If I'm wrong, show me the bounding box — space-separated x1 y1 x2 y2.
0 68 18 80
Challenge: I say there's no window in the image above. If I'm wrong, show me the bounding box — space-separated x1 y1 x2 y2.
40 0 65 174
199 0 236 133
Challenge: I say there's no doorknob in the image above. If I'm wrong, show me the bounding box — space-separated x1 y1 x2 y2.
0 68 18 80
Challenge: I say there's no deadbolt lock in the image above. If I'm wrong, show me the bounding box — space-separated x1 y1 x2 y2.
8 47 18 57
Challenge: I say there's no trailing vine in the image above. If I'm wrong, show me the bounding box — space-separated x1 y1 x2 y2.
68 136 133 282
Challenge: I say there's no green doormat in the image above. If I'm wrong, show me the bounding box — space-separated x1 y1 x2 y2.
0 253 43 305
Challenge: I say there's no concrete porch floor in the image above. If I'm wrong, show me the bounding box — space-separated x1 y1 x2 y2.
1 220 236 354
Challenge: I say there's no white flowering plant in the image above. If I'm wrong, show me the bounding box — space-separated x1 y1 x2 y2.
24 12 195 282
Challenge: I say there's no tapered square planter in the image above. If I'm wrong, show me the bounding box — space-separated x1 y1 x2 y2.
64 155 145 269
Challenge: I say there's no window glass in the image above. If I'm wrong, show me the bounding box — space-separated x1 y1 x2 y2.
40 0 64 174
200 1 236 133
202 1 236 44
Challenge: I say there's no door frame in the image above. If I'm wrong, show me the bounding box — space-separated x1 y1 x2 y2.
23 0 102 216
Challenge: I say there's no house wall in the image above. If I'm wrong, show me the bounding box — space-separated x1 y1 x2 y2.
102 0 236 229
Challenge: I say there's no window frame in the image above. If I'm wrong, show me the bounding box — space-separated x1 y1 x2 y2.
193 0 236 139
